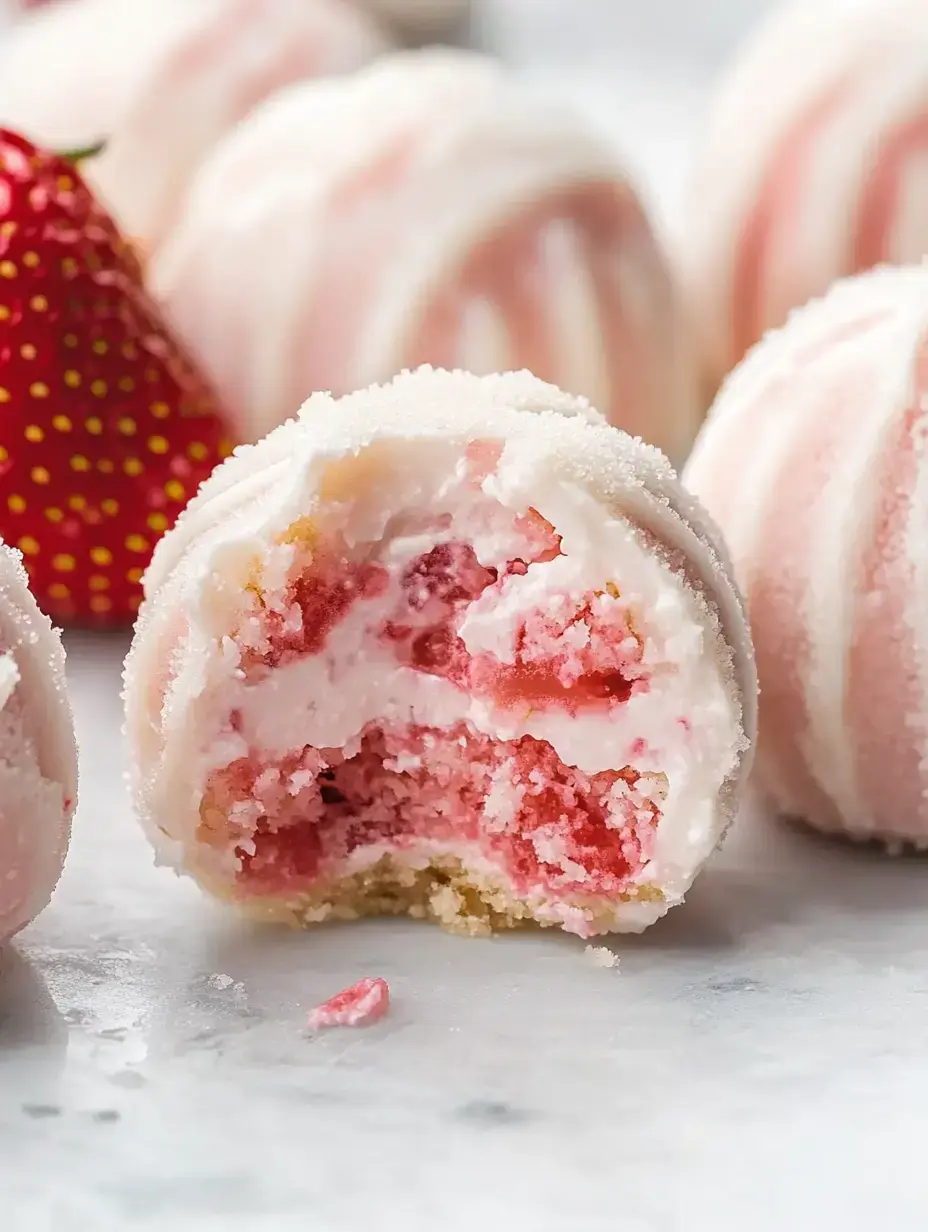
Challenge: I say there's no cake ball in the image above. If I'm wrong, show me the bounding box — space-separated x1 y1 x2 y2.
151 50 699 463
123 368 755 938
684 264 928 846
0 0 389 254
0 542 78 943
683 0 928 399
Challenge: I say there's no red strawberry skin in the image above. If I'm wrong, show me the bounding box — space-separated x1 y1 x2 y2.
0 128 234 627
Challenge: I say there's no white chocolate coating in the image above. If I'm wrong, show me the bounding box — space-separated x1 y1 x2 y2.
683 0 928 398
685 264 928 846
152 50 699 462
124 368 755 935
0 0 389 253
0 542 78 942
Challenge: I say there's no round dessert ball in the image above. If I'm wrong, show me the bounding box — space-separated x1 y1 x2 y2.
151 50 700 463
124 367 756 938
684 264 928 848
682 0 928 400
0 0 389 255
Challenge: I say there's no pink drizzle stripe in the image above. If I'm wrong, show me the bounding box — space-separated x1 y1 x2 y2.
729 82 850 373
404 182 657 437
689 310 887 535
743 346 875 830
846 339 928 838
290 137 417 399
852 114 928 269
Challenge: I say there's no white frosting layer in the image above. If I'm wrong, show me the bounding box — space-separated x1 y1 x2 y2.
125 369 756 933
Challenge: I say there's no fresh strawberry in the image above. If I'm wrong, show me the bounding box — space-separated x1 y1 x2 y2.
0 128 234 627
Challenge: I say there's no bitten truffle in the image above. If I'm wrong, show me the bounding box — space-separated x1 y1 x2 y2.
124 368 755 938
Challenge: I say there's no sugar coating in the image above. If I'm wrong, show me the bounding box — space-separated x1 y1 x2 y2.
306 977 390 1029
0 541 78 943
152 48 698 463
682 0 928 400
124 368 756 937
685 264 928 846
0 0 388 253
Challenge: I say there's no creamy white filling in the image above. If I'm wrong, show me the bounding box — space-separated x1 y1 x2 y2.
195 444 743 904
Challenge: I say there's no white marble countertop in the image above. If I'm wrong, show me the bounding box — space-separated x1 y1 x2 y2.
6 4 928 1230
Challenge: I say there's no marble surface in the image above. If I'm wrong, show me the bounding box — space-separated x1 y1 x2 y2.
7 643 928 1232
5 2 928 1230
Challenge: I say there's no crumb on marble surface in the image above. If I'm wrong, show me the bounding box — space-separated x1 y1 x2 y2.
207 973 234 990
584 945 619 969
306 977 391 1029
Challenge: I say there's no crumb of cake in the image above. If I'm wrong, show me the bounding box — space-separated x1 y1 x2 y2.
306 977 391 1029
584 945 619 969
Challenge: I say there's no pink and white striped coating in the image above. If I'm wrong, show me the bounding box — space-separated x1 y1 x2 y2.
0 0 389 255
151 50 699 464
684 264 928 846
0 541 78 942
682 0 928 400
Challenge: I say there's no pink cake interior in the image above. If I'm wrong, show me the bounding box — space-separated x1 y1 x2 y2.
196 492 669 924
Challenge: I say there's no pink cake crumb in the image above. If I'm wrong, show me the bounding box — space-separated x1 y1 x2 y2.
306 977 391 1029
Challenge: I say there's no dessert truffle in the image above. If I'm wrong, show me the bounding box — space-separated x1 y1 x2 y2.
124 368 755 938
684 265 928 847
0 0 388 254
682 0 928 399
0 542 78 943
152 50 700 462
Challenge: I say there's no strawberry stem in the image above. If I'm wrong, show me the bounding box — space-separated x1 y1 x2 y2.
57 140 106 166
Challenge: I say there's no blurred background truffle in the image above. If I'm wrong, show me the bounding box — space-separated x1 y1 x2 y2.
152 49 699 459
682 0 928 400
0 0 389 255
